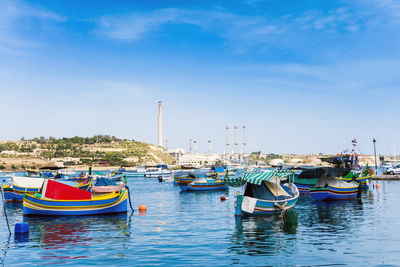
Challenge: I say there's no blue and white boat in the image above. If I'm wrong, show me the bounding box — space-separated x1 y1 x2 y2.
144 164 172 180
122 166 147 177
225 170 299 216
180 176 228 191
309 173 360 201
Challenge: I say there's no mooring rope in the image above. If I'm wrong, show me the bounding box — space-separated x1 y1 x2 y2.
0 187 11 235
125 186 135 212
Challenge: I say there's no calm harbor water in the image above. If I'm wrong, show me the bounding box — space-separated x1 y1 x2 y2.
0 177 399 266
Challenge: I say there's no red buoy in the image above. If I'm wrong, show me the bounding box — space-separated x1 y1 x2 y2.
139 204 147 212
220 196 226 201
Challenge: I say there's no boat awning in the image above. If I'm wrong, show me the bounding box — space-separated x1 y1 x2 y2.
224 175 246 187
224 170 293 187
243 170 292 185
12 177 45 188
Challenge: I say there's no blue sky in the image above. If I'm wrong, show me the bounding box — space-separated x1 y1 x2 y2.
1 0 400 155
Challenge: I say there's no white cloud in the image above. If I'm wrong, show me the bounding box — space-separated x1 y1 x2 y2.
95 5 372 50
96 8 283 48
296 7 362 33
0 0 65 54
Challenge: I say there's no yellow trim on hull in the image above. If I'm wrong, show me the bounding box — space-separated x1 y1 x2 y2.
23 190 126 209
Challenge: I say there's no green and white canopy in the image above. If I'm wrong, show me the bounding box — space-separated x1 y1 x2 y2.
224 170 293 187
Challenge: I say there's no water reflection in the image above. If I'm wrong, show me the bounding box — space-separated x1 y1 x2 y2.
24 213 130 261
297 196 364 230
5 202 23 215
282 209 298 234
230 213 298 257
0 236 11 266
177 190 229 213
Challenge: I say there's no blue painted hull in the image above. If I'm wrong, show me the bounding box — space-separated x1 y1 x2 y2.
310 185 358 201
180 184 228 191
237 184 300 216
23 190 128 216
63 177 86 182
110 174 123 181
4 191 23 202
23 199 127 216
294 183 312 194
243 196 299 215
122 172 145 177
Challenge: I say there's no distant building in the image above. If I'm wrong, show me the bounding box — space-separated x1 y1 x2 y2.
221 153 249 165
168 148 185 160
176 153 220 167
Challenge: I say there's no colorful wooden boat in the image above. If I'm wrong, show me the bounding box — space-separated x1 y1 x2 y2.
293 167 371 194
226 170 299 216
336 167 374 187
309 173 359 201
23 180 127 216
180 176 228 191
64 176 87 183
3 177 91 202
208 165 227 179
175 167 231 185
122 166 146 177
293 168 326 194
110 170 124 181
93 184 124 194
93 177 124 194
174 172 196 185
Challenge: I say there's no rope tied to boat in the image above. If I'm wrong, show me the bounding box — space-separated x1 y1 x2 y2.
0 186 11 235
275 201 288 218
125 186 135 212
274 201 287 210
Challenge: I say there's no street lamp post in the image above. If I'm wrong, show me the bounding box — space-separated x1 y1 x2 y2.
373 138 377 174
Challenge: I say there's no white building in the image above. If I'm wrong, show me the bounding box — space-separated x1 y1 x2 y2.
168 148 185 160
176 153 221 167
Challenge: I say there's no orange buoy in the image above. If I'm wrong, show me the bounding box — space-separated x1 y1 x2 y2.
376 184 381 189
139 204 147 212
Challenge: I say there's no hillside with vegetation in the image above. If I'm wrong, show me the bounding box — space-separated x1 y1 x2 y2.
0 135 175 171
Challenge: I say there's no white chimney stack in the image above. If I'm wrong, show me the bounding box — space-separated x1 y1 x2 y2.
194 141 197 153
158 101 162 147
208 140 211 154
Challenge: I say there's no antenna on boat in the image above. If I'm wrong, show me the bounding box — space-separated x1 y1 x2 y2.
373 138 377 174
